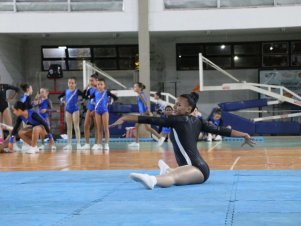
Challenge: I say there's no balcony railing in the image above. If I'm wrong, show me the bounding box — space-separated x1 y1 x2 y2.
0 0 123 12
1 0 300 13
164 0 301 9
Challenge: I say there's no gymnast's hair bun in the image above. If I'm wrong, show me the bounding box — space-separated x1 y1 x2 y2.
20 83 30 92
135 82 146 90
190 92 199 103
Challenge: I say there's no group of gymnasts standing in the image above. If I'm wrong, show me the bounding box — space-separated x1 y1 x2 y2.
0 73 119 153
0 73 167 153
0 83 53 153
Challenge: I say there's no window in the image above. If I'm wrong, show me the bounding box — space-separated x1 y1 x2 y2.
205 44 231 69
178 57 199 70
68 60 84 70
275 0 301 6
206 44 231 56
42 45 138 71
262 55 289 67
164 0 217 9
117 46 138 70
176 44 203 70
94 47 117 58
95 59 117 70
119 59 135 70
177 45 203 57
42 47 67 71
68 48 91 58
234 43 260 55
206 57 232 69
118 46 138 57
220 0 274 8
43 60 66 71
292 41 301 54
233 43 260 68
42 48 66 58
262 42 288 54
291 41 301 66
262 42 289 67
234 56 259 68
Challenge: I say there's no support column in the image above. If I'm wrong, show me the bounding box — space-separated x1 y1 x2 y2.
138 0 150 104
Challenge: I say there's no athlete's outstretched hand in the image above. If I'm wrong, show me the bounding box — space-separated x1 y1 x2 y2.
109 117 125 128
241 134 256 147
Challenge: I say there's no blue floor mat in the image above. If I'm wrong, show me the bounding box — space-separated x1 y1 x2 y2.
0 170 300 226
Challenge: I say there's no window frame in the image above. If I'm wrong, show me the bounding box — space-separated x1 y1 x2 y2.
41 44 138 71
176 40 301 71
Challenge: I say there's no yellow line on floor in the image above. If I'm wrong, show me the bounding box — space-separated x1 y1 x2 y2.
230 156 241 170
208 141 222 152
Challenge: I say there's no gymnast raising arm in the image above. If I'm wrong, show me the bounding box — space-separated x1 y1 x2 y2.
110 92 255 190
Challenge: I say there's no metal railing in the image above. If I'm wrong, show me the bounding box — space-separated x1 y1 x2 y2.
199 53 301 122
164 0 301 10
0 0 123 12
83 60 177 107
1 0 300 12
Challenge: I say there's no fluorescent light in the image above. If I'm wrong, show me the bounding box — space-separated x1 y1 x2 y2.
58 46 67 49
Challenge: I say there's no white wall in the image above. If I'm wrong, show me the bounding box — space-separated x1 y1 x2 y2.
0 35 24 85
149 1 301 32
0 0 138 33
1 0 301 33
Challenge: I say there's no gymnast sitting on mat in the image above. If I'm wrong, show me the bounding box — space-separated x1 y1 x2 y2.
110 92 255 190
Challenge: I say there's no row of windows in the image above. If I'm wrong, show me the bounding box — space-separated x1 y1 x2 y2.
0 0 123 12
42 45 138 71
42 41 301 71
164 0 301 9
177 41 301 70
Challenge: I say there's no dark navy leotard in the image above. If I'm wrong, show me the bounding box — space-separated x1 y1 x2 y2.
20 94 33 110
138 115 232 182
11 109 51 136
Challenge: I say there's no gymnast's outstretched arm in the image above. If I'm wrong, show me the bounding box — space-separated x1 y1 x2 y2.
110 115 188 128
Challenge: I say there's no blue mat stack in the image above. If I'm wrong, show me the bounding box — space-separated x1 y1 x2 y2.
219 99 301 135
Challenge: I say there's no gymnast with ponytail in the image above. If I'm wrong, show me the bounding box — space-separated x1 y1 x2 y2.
128 82 162 148
20 83 33 110
110 92 255 190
